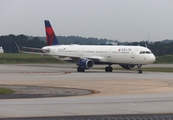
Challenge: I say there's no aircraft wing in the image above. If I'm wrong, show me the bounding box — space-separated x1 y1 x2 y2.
49 53 106 62
18 49 50 55
87 56 104 61
18 50 48 55
15 42 48 55
23 47 43 51
15 42 106 62
67 55 106 62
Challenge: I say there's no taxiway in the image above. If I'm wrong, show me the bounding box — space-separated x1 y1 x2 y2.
0 64 173 118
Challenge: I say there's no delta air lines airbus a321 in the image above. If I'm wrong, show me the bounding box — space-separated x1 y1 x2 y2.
16 20 156 74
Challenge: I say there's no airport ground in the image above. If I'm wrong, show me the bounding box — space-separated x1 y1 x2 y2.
0 64 173 119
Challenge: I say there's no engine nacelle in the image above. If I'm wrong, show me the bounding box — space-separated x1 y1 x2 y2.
77 59 94 69
120 64 136 70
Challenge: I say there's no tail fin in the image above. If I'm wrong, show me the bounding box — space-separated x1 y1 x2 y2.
44 20 60 46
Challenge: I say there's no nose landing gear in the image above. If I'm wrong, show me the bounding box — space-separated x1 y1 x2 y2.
137 65 142 74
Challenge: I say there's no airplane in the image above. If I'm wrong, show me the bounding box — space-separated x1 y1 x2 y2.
16 20 156 74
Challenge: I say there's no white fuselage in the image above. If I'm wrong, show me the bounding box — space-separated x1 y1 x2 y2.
42 45 156 65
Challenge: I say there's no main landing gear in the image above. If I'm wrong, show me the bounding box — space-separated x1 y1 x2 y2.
137 65 142 74
105 64 113 72
77 67 85 72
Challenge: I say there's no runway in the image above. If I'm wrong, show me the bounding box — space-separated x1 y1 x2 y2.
0 64 173 118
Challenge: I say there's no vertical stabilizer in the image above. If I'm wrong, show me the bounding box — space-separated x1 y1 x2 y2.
44 20 60 46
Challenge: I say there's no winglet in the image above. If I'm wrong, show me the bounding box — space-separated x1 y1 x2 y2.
44 20 60 46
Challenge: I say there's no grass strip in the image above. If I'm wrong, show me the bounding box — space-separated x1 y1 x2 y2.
0 53 66 64
0 88 14 94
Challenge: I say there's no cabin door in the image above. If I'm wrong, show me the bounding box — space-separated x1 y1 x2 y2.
107 49 112 58
131 48 135 58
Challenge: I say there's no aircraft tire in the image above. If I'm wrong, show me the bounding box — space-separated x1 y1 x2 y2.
77 67 85 72
77 67 80 72
105 67 109 72
138 70 142 74
105 67 113 72
109 67 113 72
81 68 85 72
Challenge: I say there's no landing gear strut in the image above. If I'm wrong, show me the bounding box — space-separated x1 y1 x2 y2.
137 65 142 74
77 67 85 72
105 64 113 72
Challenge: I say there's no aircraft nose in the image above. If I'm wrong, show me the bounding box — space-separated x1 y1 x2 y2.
150 54 156 63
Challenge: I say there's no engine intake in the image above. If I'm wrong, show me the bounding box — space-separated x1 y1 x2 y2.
120 64 136 70
77 59 94 69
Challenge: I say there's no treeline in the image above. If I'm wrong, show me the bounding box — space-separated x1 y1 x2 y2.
129 41 173 56
0 34 46 53
0 34 173 56
28 36 112 45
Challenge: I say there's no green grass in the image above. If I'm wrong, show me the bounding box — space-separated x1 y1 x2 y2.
0 88 14 94
155 54 173 63
0 53 66 64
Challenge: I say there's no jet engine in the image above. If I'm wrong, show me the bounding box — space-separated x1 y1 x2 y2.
120 64 136 70
77 59 94 69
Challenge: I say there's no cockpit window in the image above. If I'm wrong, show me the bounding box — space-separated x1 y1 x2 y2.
140 51 152 54
146 51 151 54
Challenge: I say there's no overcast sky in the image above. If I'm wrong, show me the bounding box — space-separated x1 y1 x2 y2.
1 0 173 42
